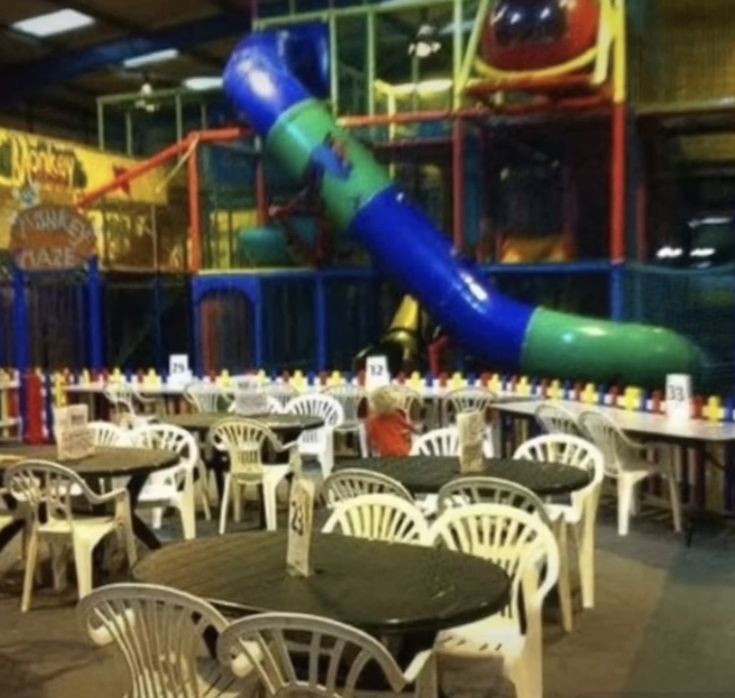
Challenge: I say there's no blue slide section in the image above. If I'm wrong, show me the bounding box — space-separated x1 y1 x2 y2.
223 26 698 384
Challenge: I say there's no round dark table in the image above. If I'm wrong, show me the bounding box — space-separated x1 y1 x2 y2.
164 413 324 443
0 445 178 550
335 456 591 496
133 531 509 639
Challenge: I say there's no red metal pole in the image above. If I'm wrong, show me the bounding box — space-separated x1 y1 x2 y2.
611 102 627 262
193 127 251 143
339 108 487 128
452 119 465 252
77 138 192 208
188 141 202 273
256 158 268 226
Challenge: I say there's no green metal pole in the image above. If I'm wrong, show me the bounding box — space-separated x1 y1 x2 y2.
175 94 183 145
125 110 133 156
458 0 492 90
453 0 464 108
366 10 376 116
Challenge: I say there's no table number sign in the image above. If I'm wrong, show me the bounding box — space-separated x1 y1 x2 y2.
365 355 390 391
287 477 316 577
666 374 692 423
168 354 193 387
458 409 484 474
55 404 94 461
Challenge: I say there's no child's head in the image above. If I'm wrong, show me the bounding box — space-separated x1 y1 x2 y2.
370 387 400 415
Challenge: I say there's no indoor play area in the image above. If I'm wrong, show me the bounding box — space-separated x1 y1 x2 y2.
2 1 735 697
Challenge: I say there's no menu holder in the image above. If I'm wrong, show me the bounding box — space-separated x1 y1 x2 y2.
286 477 315 578
55 404 95 461
458 409 484 474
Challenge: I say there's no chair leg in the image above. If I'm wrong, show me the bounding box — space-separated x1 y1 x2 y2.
178 485 197 540
151 507 164 530
50 542 68 592
21 532 40 613
554 519 573 633
233 481 243 523
197 460 212 521
72 539 94 599
321 440 335 479
357 423 369 458
262 479 279 532
578 495 598 609
667 469 683 533
219 475 232 535
617 478 633 536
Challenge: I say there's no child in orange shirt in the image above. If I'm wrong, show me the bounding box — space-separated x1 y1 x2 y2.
366 388 416 457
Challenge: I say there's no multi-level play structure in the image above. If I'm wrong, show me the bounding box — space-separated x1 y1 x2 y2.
5 0 735 394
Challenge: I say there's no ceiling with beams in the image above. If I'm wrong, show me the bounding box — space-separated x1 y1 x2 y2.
0 0 255 140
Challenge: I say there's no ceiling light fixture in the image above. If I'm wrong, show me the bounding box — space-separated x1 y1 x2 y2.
183 76 224 91
123 48 179 69
12 9 95 37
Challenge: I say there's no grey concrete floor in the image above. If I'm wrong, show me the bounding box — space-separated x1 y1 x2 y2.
0 495 734 698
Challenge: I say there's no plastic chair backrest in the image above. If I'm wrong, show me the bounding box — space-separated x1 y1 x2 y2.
410 427 459 456
89 421 132 447
322 493 429 545
217 611 408 696
322 385 366 427
429 503 559 622
437 476 551 526
262 382 299 407
208 418 277 482
184 383 230 413
513 433 605 494
4 460 94 529
443 387 496 423
103 382 137 414
131 424 199 487
78 583 230 698
534 403 581 436
578 410 626 477
284 394 344 428
321 469 413 508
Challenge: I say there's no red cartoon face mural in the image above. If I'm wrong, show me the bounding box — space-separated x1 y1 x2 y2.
481 0 600 71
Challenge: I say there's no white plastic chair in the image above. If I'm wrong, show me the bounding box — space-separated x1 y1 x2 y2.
579 410 682 537
228 391 283 416
410 427 459 456
131 424 200 540
78 583 254 698
437 476 551 522
534 403 582 436
442 387 497 424
262 381 299 408
321 468 413 508
284 394 344 478
184 382 231 413
514 434 604 631
429 504 559 698
322 493 429 545
103 382 157 427
4 460 137 611
209 418 293 533
217 611 436 698
322 384 369 456
89 421 133 447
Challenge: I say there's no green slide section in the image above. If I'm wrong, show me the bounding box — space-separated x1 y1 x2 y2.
267 99 391 231
522 307 699 385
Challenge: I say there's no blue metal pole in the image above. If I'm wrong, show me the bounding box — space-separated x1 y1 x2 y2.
12 267 28 374
192 278 203 377
87 258 103 370
315 274 327 371
152 274 163 371
610 263 624 322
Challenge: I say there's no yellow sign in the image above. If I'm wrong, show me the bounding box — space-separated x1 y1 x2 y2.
0 128 167 205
